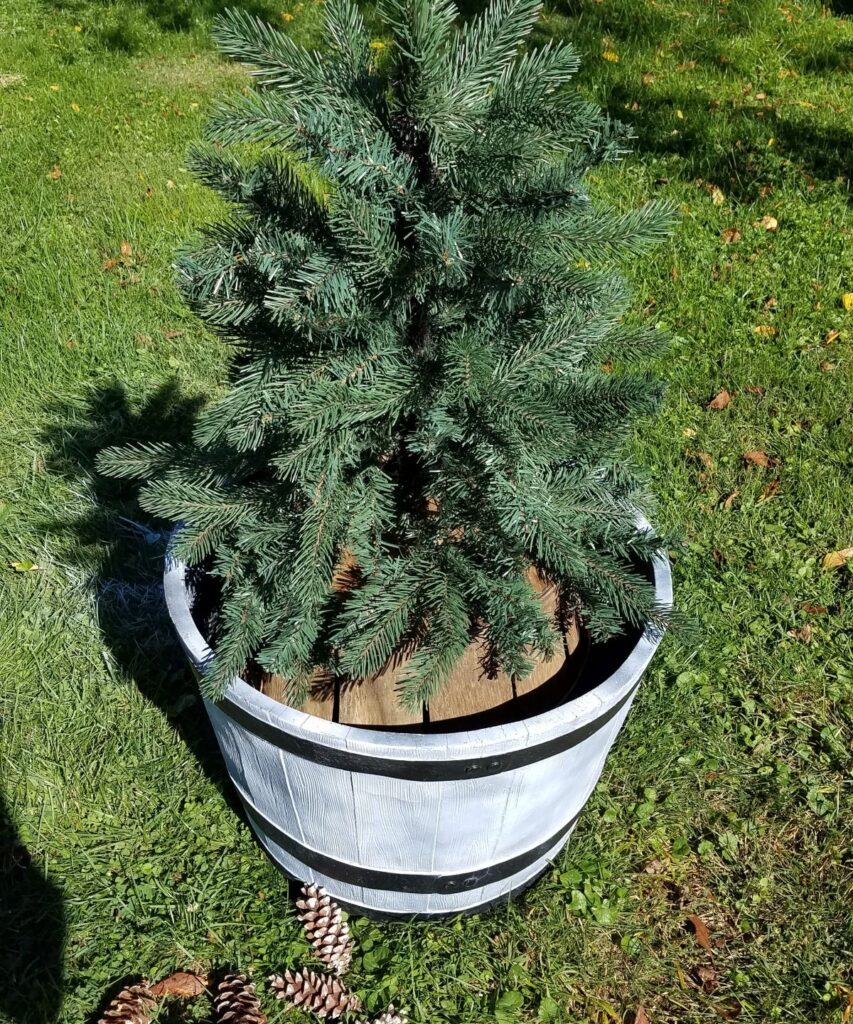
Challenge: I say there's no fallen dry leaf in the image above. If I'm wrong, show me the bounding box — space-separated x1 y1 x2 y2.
824 329 840 345
602 49 620 62
687 913 713 952
822 547 853 570
707 389 732 410
743 384 766 395
694 964 719 993
722 490 740 509
744 450 778 468
150 971 208 999
634 1008 651 1024
710 186 725 205
120 240 133 258
762 296 777 311
820 361 835 372
642 71 655 85
102 258 118 271
787 624 813 642
688 450 713 468
756 215 778 231
715 996 743 1019
758 479 780 502
801 602 827 615
162 329 185 339
70 101 80 113
837 984 853 1024
753 325 777 336
842 293 853 312
720 227 742 244
49 165 62 180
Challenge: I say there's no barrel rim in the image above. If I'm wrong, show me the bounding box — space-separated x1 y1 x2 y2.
163 517 672 765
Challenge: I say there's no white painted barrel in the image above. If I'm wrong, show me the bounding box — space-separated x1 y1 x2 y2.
163 541 671 917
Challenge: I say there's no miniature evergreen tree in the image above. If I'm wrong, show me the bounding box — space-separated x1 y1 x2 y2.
98 0 675 710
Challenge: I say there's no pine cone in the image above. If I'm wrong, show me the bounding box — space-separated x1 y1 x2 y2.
296 884 354 976
214 974 267 1024
356 1005 408 1024
269 970 361 1019
98 982 156 1024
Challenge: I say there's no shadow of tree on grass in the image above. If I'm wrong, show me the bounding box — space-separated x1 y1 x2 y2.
531 0 852 201
44 0 283 33
42 379 246 824
0 797 65 1024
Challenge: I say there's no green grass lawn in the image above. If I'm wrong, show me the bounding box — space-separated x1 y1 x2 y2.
1 0 851 1021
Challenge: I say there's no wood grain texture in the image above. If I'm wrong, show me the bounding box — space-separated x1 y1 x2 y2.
257 567 584 729
247 808 576 916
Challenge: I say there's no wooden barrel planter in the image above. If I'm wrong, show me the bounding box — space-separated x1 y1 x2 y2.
163 534 672 917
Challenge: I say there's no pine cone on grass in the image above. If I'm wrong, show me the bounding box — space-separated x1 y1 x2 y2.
269 969 361 1019
98 982 157 1024
296 884 354 976
357 1005 408 1024
214 974 267 1024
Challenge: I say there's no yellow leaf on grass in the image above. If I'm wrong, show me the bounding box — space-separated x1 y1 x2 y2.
70 101 80 112
842 293 853 312
757 215 778 231
753 325 777 336
822 547 853 570
710 186 725 205
9 560 39 572
602 49 620 62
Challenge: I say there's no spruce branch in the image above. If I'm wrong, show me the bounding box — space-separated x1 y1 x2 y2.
99 0 676 706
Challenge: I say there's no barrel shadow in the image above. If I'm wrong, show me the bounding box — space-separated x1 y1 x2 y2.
41 380 245 824
0 796 65 1024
